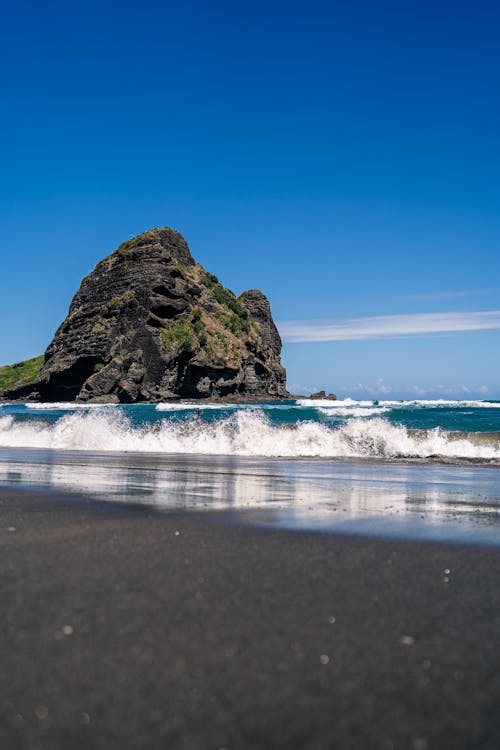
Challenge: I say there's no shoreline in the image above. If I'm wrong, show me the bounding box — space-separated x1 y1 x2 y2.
2 486 500 748
0 394 299 405
2 442 500 470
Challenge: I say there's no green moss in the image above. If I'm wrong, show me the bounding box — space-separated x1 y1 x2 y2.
174 258 189 275
160 307 242 360
229 314 249 336
213 310 249 337
93 363 105 373
198 336 223 366
116 238 138 253
192 308 204 335
204 274 248 319
94 257 109 272
249 320 262 346
108 290 135 310
115 230 156 254
161 318 196 354
0 355 44 394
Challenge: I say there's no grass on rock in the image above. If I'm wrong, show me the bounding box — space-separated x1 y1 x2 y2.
0 355 44 394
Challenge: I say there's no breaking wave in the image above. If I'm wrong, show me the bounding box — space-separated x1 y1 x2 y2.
299 397 500 411
156 402 242 411
298 398 376 408
0 410 499 462
379 399 500 409
155 402 298 411
317 406 391 418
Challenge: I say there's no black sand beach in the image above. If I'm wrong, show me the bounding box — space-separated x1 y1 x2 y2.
2 486 500 750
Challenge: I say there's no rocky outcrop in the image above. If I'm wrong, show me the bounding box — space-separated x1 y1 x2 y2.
0 356 44 397
309 391 337 400
6 228 288 402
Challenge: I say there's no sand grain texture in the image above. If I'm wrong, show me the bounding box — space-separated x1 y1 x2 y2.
1 487 500 749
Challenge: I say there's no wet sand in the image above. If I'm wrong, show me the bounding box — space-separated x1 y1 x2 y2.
1 486 500 749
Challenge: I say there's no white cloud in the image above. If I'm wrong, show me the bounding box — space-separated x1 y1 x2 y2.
345 378 392 396
405 289 494 301
279 310 500 343
409 384 486 397
411 385 430 396
288 383 320 395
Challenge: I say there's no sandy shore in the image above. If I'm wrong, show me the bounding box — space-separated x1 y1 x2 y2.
1 486 500 749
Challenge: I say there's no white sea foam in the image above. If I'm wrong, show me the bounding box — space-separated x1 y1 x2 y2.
14 398 500 414
298 398 390 418
155 402 295 411
378 399 500 409
156 402 241 411
299 397 500 410
0 411 499 461
298 398 376 408
317 406 390 417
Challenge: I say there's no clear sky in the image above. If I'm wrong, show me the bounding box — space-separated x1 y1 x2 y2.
1 0 499 399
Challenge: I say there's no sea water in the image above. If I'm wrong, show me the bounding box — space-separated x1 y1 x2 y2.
1 398 500 543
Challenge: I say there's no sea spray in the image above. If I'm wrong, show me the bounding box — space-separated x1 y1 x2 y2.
1 410 500 461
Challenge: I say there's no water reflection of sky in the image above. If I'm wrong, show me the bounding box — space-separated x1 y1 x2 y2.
1 447 500 545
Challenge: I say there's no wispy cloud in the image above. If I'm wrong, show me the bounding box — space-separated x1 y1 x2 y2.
404 289 495 301
409 384 490 397
279 310 500 343
346 378 393 395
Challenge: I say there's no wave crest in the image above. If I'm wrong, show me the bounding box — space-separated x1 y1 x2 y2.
0 410 499 461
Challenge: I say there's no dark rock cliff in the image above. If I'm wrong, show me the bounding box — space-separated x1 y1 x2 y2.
7 228 288 402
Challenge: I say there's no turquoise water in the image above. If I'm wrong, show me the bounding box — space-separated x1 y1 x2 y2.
1 398 500 460
1 398 500 542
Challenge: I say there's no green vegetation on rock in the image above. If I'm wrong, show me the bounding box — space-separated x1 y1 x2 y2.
161 317 196 354
204 273 248 320
160 306 247 369
116 230 157 254
5 228 287 402
192 308 204 334
214 310 250 337
108 290 135 310
0 355 44 395
174 258 190 276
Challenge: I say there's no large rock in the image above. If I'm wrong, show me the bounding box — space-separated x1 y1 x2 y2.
7 228 288 402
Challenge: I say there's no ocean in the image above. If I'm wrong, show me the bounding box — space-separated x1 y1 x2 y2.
1 397 500 543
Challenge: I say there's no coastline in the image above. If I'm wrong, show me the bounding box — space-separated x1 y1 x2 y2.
2 486 500 749
0 394 297 405
2 399 500 470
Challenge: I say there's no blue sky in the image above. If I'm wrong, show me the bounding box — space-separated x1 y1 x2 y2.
1 0 499 398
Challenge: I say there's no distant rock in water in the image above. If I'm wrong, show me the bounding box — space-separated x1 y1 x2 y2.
309 390 337 401
5 228 288 402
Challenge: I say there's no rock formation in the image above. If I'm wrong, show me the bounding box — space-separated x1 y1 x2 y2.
5 228 288 402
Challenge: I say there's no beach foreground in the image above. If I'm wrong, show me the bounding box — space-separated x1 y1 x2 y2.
2 487 500 750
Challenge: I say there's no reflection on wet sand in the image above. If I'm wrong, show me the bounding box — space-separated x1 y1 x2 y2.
1 448 500 543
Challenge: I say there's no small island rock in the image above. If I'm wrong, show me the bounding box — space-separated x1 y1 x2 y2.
309 390 337 400
5 228 288 403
